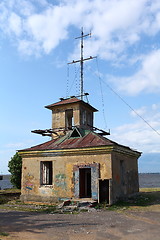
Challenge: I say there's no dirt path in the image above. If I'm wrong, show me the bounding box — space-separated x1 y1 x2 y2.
0 208 160 240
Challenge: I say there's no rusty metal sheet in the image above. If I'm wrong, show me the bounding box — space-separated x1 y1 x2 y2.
19 131 114 152
45 97 98 112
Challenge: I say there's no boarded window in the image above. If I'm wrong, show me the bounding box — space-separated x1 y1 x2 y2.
40 161 53 185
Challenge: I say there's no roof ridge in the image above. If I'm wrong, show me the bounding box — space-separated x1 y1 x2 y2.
89 130 114 143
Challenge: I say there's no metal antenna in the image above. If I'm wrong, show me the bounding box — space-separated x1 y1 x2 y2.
68 27 96 100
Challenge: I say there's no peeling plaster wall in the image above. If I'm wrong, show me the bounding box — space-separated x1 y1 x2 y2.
51 102 94 130
21 152 112 203
52 103 81 129
52 110 65 129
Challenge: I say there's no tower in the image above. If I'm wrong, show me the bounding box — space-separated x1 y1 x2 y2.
45 96 98 138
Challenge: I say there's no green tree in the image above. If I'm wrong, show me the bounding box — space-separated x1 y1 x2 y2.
8 152 22 189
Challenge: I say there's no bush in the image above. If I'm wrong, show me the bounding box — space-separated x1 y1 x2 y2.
8 152 22 189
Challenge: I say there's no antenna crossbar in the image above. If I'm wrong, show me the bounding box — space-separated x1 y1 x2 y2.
68 56 97 65
68 28 96 100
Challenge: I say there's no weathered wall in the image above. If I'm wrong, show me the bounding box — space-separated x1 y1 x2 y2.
52 109 66 129
51 102 94 130
111 150 139 203
21 151 112 203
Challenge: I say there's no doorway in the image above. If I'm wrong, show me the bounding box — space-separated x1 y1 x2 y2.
79 168 91 198
99 179 109 203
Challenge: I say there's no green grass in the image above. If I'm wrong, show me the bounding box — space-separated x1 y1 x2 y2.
0 188 21 194
95 188 160 211
0 188 159 213
140 187 160 192
0 231 9 236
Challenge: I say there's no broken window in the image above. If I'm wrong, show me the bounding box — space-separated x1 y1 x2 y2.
40 161 53 185
65 109 74 129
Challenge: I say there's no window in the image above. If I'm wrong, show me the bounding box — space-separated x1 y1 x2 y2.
40 161 53 185
82 110 87 125
65 109 73 129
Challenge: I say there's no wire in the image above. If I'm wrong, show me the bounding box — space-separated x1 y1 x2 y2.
66 64 69 98
95 58 108 130
75 64 78 95
93 58 160 137
68 63 80 96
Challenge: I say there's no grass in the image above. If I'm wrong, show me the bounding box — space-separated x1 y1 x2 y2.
140 187 160 192
95 188 160 211
0 188 160 213
0 189 21 194
0 188 21 205
0 231 9 236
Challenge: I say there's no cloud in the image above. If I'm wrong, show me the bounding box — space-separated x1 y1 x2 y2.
110 49 160 95
8 12 22 36
111 104 160 153
0 0 160 58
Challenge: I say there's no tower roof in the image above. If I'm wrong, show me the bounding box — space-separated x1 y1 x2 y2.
45 97 98 112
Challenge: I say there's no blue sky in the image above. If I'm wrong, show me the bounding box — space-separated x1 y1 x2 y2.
0 0 160 174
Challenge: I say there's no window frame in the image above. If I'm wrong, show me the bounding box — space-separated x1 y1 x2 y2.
40 161 53 186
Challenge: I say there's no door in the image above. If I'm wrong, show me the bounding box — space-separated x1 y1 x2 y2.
99 179 109 203
73 163 99 199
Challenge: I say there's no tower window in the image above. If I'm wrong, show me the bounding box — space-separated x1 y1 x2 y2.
65 109 74 129
82 110 87 124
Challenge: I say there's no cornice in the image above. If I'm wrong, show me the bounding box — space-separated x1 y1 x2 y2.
18 144 141 158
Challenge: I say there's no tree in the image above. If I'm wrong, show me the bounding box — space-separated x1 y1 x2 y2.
8 152 22 189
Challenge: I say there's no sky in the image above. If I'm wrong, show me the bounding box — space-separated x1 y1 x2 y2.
0 0 160 174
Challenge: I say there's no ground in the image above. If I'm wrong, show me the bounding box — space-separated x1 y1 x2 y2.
0 189 160 240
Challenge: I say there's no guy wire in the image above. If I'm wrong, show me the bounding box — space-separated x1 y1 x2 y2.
96 58 108 130
94 58 160 137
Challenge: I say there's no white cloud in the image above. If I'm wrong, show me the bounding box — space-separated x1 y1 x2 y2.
111 104 160 153
8 12 22 36
0 0 160 58
110 49 160 95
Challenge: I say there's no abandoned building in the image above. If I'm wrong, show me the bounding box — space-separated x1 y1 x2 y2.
18 29 141 205
18 96 141 205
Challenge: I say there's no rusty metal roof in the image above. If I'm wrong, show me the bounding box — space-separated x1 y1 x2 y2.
18 129 141 156
19 131 115 152
45 97 98 112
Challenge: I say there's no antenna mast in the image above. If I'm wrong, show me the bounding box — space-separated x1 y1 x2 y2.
68 28 96 100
